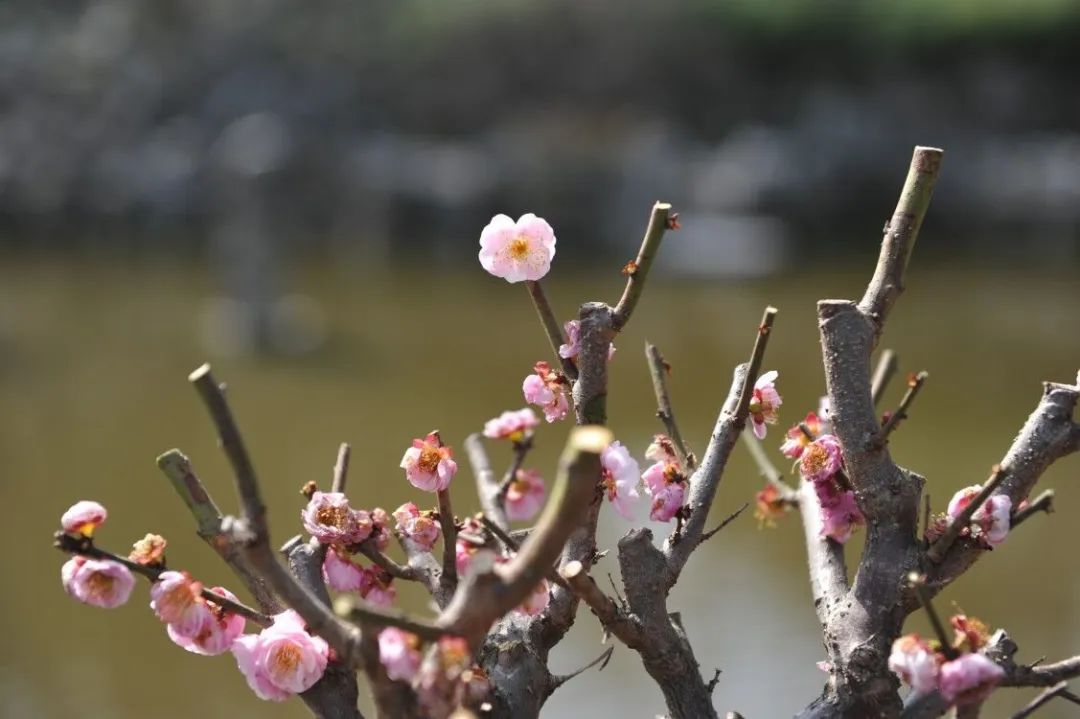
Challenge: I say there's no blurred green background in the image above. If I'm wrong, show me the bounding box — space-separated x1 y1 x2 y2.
2 0 1079 717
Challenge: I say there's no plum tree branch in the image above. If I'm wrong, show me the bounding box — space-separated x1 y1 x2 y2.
646 341 693 468
612 201 673 330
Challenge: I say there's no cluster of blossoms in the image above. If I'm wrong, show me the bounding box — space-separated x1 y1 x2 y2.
56 500 331 702
925 485 1012 547
641 435 688 522
377 631 491 715
522 361 571 423
889 614 1006 705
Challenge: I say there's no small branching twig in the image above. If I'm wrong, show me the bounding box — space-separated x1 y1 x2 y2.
927 465 1008 563
908 572 958 660
1012 489 1055 528
525 279 577 380
497 436 533 498
331 443 351 494
698 502 750 546
870 348 899 407
646 342 693 469
549 645 615 691
881 371 929 437
706 668 722 696
612 202 673 331
1011 681 1080 719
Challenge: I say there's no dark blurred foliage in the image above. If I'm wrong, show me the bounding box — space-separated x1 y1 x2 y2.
1 0 1079 263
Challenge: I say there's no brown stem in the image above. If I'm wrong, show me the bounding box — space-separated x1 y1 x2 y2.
870 348 899 406
612 202 673 331
881 370 929 437
646 342 693 469
331 443 351 494
436 488 458 595
525 279 577 380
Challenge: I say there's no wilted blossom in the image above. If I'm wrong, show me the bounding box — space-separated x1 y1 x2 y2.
61 500 107 537
522 361 570 422
393 502 440 551
755 483 790 528
748 371 782 439
232 610 329 702
505 469 546 521
644 434 680 465
514 578 550 617
600 441 641 520
478 213 556 283
129 533 167 566
798 434 844 483
780 412 828 459
558 319 615 362
360 568 396 608
951 614 991 653
61 556 135 609
641 458 687 523
946 487 1012 547
301 492 372 545
369 507 391 551
150 571 210 637
378 627 423 682
401 432 458 493
168 586 246 656
456 539 496 577
888 634 941 694
323 548 366 593
482 408 539 442
938 653 1005 704
818 487 865 544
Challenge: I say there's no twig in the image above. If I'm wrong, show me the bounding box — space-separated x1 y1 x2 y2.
698 502 750 545
436 488 458 595
465 433 507 532
54 532 271 626
331 443 351 494
927 465 1008 563
357 541 419 581
156 449 282 612
479 514 570 591
646 342 693 469
740 432 798 503
907 572 958 660
870 348 899 407
549 645 615 690
881 371 929 437
188 364 267 535
1011 681 1079 719
525 280 577 380
1012 489 1055 528
922 492 931 545
611 202 673 331
706 668 722 695
497 437 533 498
560 560 640 643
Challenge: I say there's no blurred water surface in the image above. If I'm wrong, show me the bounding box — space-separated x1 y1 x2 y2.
1 257 1077 718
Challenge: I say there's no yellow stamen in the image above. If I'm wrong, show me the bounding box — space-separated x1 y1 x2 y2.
507 236 531 261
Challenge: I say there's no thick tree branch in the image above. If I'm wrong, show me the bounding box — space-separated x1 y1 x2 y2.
612 201 673 331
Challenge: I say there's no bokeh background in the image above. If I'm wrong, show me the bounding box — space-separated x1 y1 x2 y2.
2 1 1079 717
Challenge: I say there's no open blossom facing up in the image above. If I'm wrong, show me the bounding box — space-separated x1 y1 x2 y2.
168 586 245 656
401 432 458 493
947 487 1012 547
150 571 210 637
522 361 570 422
61 500 107 537
601 441 641 520
378 627 423 682
482 408 539 442
938 653 1005 704
748 371 782 439
232 610 329 702
61 556 135 609
301 491 372 545
780 412 827 459
514 578 551 617
129 533 167 566
888 634 941 694
323 548 366 593
504 468 546 522
393 502 440 551
478 213 556 283
558 319 615 362
798 434 844 483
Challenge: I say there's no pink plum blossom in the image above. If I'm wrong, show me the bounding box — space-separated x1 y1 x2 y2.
947 487 1012 547
780 412 828 459
558 319 615 362
61 556 135 609
369 507 391 551
641 458 687 523
167 586 246 656
514 578 550 617
482 408 539 441
323 548 366 593
818 488 865 544
938 653 1005 704
478 213 556 283
400 432 458 492
649 480 686 523
393 502 440 551
61 500 107 537
522 361 570 423
150 571 210 637
360 568 396 607
232 610 329 702
378 627 423 682
504 469 546 522
601 441 641 520
888 634 941 694
301 491 372 545
129 533 167 566
798 434 844 483
748 370 782 439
